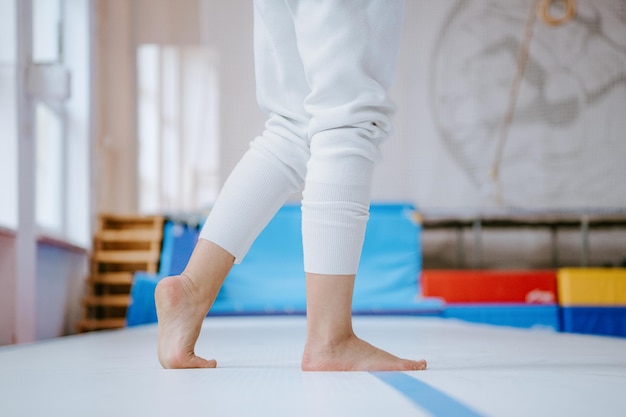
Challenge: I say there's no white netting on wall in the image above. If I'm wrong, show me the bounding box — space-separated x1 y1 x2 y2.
430 0 626 210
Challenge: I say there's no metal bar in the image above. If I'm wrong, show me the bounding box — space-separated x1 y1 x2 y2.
581 215 590 267
472 219 482 269
456 225 465 268
550 225 559 268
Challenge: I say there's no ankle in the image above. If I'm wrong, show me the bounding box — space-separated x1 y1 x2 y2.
305 328 356 352
168 239 233 302
178 271 217 302
178 272 202 295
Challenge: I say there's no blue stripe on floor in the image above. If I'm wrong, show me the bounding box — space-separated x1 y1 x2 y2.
371 372 487 417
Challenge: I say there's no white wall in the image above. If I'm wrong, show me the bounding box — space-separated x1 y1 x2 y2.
95 0 137 214
0 233 87 346
400 1 474 206
201 0 264 186
35 243 88 339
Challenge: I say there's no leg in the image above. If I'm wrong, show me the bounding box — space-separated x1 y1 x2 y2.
156 145 305 369
200 0 311 264
302 274 427 371
286 0 427 370
156 239 233 369
156 0 311 369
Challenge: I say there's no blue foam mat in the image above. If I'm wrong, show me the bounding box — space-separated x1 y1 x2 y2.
127 221 200 326
443 304 561 331
158 222 199 276
211 203 431 314
127 203 440 326
127 274 161 326
560 306 626 337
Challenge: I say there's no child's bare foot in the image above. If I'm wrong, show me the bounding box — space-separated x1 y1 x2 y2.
155 274 215 369
301 333 427 372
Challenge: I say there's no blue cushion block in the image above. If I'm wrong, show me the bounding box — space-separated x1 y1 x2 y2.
356 203 425 312
126 221 199 327
560 307 626 337
127 272 161 326
210 204 306 314
443 304 561 331
211 203 434 315
158 222 199 276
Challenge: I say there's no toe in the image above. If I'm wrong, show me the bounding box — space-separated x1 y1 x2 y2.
411 360 427 371
193 357 217 368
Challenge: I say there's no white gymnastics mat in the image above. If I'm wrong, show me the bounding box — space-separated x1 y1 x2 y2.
1 316 625 417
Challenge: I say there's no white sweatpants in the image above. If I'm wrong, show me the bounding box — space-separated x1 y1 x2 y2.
199 0 405 275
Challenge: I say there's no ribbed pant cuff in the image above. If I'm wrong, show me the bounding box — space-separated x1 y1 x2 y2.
301 182 371 275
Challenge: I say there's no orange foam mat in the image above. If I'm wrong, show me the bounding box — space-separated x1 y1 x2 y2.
421 270 557 304
1 316 625 417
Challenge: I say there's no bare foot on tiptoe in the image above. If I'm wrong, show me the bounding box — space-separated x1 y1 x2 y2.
155 274 216 369
301 333 427 372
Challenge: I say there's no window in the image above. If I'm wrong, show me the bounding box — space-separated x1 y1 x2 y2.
0 0 17 229
32 0 61 64
0 0 92 247
31 0 66 237
137 44 220 215
35 102 64 233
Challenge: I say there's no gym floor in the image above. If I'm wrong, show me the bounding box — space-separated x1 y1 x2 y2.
1 316 625 417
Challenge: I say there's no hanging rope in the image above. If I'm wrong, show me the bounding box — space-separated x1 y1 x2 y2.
489 0 576 205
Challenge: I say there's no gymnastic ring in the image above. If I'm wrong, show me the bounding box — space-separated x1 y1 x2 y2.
538 0 576 26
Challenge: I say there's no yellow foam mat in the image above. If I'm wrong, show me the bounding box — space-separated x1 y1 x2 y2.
558 268 626 306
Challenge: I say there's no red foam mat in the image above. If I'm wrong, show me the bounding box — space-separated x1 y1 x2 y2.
421 270 557 304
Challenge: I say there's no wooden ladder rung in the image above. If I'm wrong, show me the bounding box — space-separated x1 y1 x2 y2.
90 272 135 285
77 318 126 331
94 250 160 264
99 214 164 231
83 295 131 307
97 229 163 243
